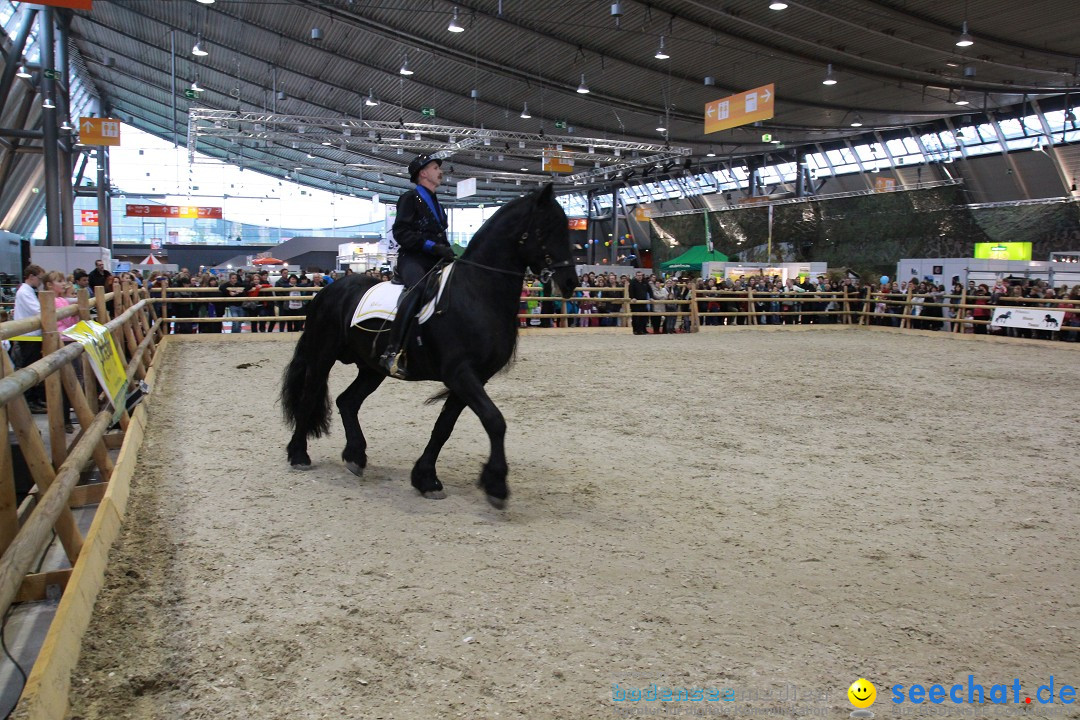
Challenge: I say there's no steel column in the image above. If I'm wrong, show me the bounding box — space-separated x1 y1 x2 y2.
0 7 38 115
58 11 75 247
40 7 62 247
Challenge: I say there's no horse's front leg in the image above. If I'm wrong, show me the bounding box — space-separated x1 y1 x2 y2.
444 373 509 508
411 392 466 500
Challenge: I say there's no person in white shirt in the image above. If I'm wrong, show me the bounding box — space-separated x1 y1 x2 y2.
13 264 46 410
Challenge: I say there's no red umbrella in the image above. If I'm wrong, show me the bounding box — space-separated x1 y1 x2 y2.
252 257 285 265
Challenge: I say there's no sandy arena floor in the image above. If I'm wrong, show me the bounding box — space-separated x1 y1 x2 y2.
67 328 1080 720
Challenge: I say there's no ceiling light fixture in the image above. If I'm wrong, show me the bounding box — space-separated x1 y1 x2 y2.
192 40 207 56
520 102 531 119
399 54 413 76
654 35 670 60
656 117 667 133
195 0 214 4
447 7 465 33
955 20 974 48
42 97 55 109
954 91 970 106
15 65 30 79
576 74 590 94
769 1 788 9
60 119 72 130
706 147 716 157
365 89 379 106
190 79 204 92
822 63 837 85
850 113 864 127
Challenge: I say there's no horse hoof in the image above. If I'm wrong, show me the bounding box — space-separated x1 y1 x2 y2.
290 461 312 471
344 461 364 477
486 494 507 510
422 490 447 500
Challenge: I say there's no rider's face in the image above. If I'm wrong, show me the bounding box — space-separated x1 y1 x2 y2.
420 162 443 186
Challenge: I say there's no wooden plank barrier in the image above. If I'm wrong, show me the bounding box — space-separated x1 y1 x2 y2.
0 282 166 720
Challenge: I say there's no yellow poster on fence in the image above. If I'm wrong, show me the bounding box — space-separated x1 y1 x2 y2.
63 320 128 411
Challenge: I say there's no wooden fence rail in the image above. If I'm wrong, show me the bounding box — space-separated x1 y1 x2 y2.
148 284 1080 335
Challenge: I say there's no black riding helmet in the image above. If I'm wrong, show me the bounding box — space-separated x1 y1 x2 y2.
408 153 443 183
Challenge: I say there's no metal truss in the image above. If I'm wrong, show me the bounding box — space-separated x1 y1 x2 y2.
648 178 965 218
187 109 691 186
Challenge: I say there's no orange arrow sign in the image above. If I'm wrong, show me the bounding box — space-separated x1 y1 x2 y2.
705 83 775 135
78 117 121 146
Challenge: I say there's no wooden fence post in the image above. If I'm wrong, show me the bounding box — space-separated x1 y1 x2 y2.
954 286 968 333
77 289 99 415
689 285 701 333
38 292 68 469
0 371 16 558
901 284 915 329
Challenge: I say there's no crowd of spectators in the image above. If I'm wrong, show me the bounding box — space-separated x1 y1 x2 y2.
6 263 1071 437
518 272 1080 342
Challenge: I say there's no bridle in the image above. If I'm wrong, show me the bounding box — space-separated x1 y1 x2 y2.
448 211 574 284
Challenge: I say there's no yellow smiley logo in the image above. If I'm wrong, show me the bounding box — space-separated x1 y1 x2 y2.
848 678 877 708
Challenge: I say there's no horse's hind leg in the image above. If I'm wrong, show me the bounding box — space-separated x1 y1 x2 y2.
337 369 384 476
411 392 466 500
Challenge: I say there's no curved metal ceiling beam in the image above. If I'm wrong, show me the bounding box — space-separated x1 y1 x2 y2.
768 0 1075 79
304 0 910 126
860 0 1080 62
667 0 1074 93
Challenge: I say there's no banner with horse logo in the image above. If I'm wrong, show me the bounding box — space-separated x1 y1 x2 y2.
992 307 1065 331
63 320 129 413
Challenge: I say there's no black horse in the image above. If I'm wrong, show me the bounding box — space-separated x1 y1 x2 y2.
280 184 577 507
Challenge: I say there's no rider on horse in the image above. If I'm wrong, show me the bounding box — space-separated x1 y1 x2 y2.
379 153 456 379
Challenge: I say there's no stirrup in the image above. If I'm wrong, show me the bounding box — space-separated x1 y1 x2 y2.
381 350 408 379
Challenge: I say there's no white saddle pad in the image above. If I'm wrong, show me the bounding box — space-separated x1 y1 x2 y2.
350 264 454 327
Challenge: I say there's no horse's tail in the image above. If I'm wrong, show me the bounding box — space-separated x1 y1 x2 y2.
281 283 346 439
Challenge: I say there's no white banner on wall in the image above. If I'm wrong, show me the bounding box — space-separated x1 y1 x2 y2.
992 307 1065 331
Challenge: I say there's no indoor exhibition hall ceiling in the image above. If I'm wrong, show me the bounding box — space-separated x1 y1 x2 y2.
65 0 1080 202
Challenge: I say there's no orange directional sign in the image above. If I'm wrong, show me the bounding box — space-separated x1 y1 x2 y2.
79 117 121 146
705 83 775 135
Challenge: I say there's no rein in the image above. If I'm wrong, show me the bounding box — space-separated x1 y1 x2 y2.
450 211 574 284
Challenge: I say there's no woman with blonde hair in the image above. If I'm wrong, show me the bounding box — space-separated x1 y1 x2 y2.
42 270 77 432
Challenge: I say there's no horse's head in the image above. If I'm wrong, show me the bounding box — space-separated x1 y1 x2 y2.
520 184 578 298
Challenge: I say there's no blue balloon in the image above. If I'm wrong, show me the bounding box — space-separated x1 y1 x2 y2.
880 275 890 285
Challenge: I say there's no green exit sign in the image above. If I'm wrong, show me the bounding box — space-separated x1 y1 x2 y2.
421 107 436 117
554 120 567 129
43 68 62 80
761 133 772 143
183 89 198 100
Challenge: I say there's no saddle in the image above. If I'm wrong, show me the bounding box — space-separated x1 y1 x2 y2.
350 264 455 328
